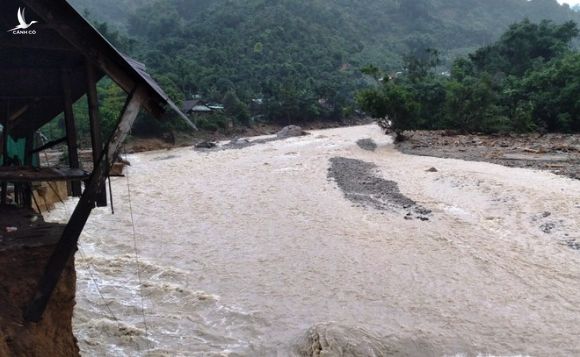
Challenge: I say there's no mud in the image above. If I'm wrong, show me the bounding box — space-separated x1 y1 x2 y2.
328 157 431 220
397 130 580 180
43 124 580 356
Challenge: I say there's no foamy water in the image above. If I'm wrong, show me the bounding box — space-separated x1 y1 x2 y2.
46 125 580 356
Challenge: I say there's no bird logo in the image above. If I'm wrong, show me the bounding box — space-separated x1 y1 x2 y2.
7 7 38 33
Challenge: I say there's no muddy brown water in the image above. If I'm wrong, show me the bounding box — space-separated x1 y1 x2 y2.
45 125 580 356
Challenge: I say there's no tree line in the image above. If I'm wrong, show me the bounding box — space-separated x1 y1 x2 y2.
357 20 580 137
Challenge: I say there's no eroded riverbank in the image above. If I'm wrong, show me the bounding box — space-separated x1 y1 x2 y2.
397 130 580 180
45 124 580 356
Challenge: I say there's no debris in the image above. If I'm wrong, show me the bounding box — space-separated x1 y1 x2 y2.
110 162 126 177
276 125 307 138
230 138 251 145
396 130 580 180
117 157 131 166
291 323 391 357
195 141 218 149
426 167 438 172
540 222 556 234
153 155 179 161
328 157 432 220
522 147 541 154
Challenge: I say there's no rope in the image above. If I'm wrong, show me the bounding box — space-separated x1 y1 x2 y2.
51 190 122 332
77 246 121 329
38 140 149 350
124 158 151 346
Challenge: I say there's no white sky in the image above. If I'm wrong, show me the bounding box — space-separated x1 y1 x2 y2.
558 0 580 5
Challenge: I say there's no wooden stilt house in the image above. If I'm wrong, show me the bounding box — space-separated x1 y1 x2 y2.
0 0 192 326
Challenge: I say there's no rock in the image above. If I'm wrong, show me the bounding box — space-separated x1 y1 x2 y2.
230 138 251 145
277 125 306 138
540 222 556 234
290 323 440 357
290 323 391 357
356 138 378 151
161 131 176 145
195 141 217 149
426 167 438 172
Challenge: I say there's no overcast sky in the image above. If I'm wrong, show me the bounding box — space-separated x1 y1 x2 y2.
558 0 580 6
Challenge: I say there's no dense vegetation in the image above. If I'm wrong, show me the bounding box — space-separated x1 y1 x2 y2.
357 20 580 136
61 0 580 138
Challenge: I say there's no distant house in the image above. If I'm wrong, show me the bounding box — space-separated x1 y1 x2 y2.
182 100 224 115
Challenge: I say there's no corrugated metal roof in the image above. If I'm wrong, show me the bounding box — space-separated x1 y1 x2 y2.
0 0 196 136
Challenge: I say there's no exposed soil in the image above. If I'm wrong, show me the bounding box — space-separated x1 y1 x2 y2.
0 207 78 357
397 131 580 180
327 157 432 220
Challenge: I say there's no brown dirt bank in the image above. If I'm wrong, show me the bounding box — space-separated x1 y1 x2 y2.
0 207 78 356
397 131 580 180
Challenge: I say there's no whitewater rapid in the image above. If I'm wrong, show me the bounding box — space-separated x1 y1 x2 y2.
45 125 580 356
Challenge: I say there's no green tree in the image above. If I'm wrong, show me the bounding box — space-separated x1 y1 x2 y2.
356 83 420 137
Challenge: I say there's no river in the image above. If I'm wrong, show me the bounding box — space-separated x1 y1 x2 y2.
45 125 580 356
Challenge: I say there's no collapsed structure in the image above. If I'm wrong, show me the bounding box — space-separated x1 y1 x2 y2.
0 1 191 354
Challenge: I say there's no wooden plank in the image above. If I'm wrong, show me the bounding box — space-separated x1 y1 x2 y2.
24 87 146 323
62 69 82 197
86 61 107 207
0 167 90 182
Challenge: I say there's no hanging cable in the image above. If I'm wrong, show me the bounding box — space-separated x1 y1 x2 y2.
124 158 151 347
76 246 121 329
108 176 114 214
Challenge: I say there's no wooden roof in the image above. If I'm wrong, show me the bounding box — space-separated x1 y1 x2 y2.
0 0 190 138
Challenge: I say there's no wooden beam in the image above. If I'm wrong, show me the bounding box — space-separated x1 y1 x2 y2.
30 137 67 155
1 116 8 205
62 69 81 197
23 133 35 208
86 61 107 207
8 104 31 123
20 0 165 118
0 36 76 52
24 87 146 323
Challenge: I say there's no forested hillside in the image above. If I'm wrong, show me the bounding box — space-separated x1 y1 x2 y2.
67 0 580 131
357 20 580 134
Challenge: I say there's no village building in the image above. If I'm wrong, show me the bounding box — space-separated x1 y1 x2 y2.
181 99 224 116
0 0 191 355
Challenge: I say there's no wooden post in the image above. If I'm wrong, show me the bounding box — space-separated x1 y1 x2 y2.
86 62 107 207
62 69 82 197
1 110 9 206
24 87 146 322
22 132 34 208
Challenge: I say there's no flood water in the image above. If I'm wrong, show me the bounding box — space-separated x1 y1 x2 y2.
45 125 580 356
